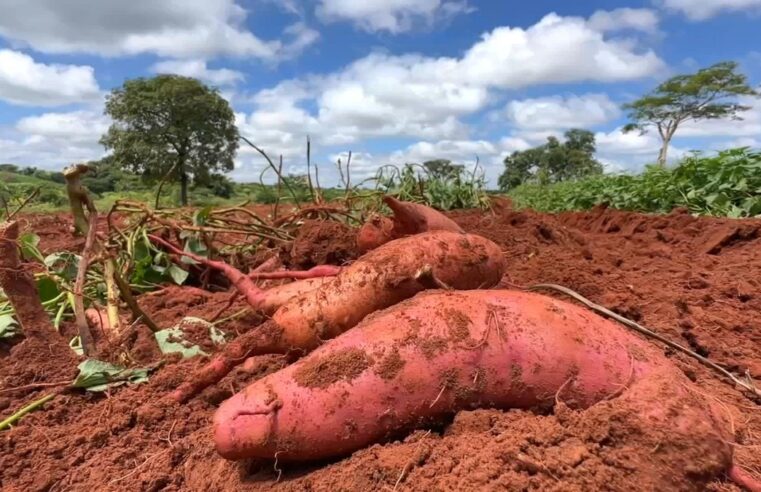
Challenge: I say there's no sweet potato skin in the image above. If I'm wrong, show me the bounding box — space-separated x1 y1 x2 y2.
170 231 506 403
270 231 506 352
356 197 464 253
214 290 732 466
256 277 334 314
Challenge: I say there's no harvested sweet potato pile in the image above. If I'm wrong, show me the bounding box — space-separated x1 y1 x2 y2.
1 200 761 492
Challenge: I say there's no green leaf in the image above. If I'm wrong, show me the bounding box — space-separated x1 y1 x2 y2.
72 359 150 392
19 232 44 263
154 317 226 359
193 206 213 226
44 252 81 282
0 314 19 339
167 264 189 285
154 327 206 358
36 276 61 304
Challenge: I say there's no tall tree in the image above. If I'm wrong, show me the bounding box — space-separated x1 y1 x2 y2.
498 129 602 191
422 159 464 179
101 75 239 206
622 61 759 167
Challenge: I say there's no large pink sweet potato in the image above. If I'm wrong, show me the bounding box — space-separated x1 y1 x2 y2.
170 231 506 402
212 289 757 490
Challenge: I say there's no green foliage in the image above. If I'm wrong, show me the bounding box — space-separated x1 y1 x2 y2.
72 359 151 392
101 74 239 205
498 129 603 190
508 147 761 218
0 313 19 339
623 61 759 166
375 161 489 211
154 317 227 359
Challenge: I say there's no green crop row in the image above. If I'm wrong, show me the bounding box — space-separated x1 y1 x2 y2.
508 147 761 218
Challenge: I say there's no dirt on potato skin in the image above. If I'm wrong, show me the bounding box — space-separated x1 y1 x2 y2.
2 200 761 491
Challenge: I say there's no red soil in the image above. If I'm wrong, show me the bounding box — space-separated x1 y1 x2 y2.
1 199 760 491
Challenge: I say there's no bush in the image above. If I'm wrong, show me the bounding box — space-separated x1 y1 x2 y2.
508 147 761 218
373 163 489 211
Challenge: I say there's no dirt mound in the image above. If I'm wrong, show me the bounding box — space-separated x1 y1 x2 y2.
2 202 761 491
285 219 359 268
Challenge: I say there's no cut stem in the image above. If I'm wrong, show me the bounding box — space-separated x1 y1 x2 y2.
0 393 56 430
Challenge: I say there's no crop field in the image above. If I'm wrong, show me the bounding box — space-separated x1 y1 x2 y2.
1 161 760 491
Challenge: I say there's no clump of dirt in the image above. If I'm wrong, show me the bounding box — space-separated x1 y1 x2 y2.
293 348 372 388
285 220 359 268
374 346 405 380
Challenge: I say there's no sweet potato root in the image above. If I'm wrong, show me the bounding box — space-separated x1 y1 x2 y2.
149 235 336 315
212 289 758 490
169 231 506 402
357 196 464 253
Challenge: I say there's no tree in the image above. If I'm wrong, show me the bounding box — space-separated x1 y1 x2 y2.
498 129 603 191
100 75 239 206
422 159 464 180
622 61 759 167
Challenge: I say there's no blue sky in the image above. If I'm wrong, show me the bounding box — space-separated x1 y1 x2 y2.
0 0 759 186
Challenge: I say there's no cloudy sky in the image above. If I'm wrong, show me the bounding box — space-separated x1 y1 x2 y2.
1 0 760 186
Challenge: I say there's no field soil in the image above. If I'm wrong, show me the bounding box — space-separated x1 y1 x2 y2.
2 200 760 491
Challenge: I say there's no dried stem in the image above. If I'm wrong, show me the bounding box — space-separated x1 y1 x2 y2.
6 187 40 221
73 210 98 356
306 135 316 203
240 135 301 209
112 268 160 333
154 161 179 209
103 258 122 338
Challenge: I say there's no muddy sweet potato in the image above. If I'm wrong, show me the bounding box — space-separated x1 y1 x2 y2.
357 196 464 253
212 289 758 491
170 231 506 402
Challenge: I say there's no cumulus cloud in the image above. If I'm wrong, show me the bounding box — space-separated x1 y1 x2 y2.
0 0 317 60
1 110 109 169
656 0 761 20
588 8 660 32
678 96 761 137
505 94 621 131
0 49 101 106
316 0 473 33
151 59 244 86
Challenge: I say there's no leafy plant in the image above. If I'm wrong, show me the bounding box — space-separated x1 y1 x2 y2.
72 359 151 392
373 161 489 211
508 147 761 218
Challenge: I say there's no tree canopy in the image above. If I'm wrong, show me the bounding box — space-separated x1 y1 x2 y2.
498 129 603 191
622 61 759 167
100 75 239 206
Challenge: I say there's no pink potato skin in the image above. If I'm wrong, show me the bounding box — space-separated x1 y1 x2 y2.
356 197 464 253
214 290 730 463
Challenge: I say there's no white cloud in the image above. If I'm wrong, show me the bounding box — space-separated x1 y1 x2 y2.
505 94 621 131
0 49 101 106
151 59 244 86
454 13 664 88
595 126 688 171
16 110 110 139
656 0 761 20
0 0 318 60
1 110 108 169
316 0 473 33
678 96 761 137
588 8 660 33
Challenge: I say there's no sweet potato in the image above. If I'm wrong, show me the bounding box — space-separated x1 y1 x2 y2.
357 196 464 253
212 289 757 490
170 231 506 402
